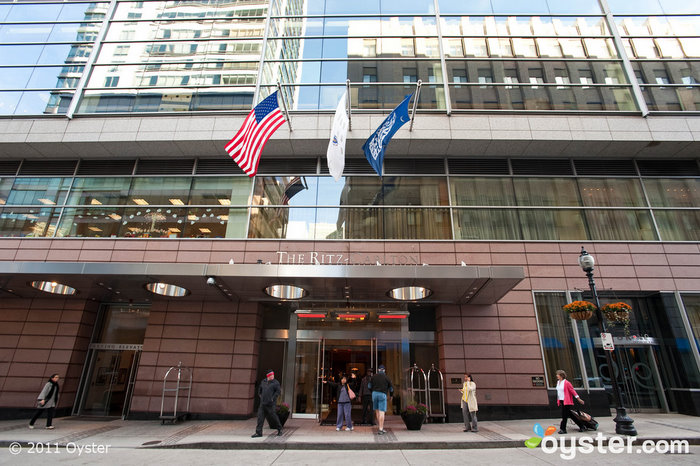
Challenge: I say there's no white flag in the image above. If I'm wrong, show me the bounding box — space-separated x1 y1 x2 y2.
326 91 348 181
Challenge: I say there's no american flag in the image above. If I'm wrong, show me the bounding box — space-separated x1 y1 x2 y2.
225 91 286 177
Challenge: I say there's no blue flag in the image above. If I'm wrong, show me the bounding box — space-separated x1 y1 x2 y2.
362 93 412 176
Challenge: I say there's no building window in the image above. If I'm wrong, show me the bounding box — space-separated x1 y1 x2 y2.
104 76 119 87
534 292 585 388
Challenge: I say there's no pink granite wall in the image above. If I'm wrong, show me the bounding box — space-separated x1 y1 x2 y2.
129 300 261 417
0 297 96 414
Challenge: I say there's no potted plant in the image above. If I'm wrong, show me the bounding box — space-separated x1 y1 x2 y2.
401 400 428 430
602 302 632 336
271 402 290 427
562 300 596 321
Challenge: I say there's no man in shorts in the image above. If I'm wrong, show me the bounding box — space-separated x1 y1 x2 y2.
368 365 393 434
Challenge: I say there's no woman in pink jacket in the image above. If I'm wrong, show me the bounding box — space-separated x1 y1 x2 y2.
555 370 586 434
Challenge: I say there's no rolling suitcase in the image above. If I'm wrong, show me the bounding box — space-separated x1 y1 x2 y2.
570 408 599 431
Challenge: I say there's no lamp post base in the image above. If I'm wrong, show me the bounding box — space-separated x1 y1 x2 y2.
614 407 638 436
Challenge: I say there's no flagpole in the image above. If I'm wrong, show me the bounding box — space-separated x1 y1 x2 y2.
409 79 422 132
346 79 352 131
276 82 293 132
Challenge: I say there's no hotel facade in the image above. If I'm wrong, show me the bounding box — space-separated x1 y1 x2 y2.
0 0 699 423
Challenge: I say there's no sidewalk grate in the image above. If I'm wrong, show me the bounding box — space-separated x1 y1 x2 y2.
50 424 122 445
374 428 396 443
159 423 212 446
471 428 511 441
264 426 297 443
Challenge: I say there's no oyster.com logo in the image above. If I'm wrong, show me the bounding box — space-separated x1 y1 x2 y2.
525 423 557 448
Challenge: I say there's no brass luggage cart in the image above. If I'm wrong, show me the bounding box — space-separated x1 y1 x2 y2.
407 363 428 406
427 363 446 422
159 362 192 424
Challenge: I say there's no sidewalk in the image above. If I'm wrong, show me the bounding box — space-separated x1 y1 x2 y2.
1 413 699 451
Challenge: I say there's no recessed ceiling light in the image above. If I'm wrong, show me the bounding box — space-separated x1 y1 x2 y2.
38 198 56 205
30 280 77 295
388 286 432 301
132 198 149 205
169 198 185 205
145 282 189 297
90 199 102 205
264 284 307 300
218 199 231 205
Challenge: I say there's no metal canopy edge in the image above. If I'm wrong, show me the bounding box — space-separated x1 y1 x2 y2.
0 261 524 305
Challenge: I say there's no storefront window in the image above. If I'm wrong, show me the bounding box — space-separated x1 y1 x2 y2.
519 209 587 240
189 177 252 206
0 207 59 237
0 177 12 205
128 177 192 206
654 210 700 241
66 177 132 205
450 177 515 206
57 207 124 238
681 293 700 355
120 207 186 238
644 178 700 207
5 177 72 206
453 208 521 240
534 292 585 388
578 178 646 206
514 178 580 206
584 209 657 240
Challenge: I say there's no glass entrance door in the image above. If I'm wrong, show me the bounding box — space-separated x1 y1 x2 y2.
78 347 141 417
613 346 666 411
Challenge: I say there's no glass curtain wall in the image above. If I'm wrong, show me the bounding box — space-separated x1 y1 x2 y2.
2 0 697 114
0 1 108 115
0 158 698 240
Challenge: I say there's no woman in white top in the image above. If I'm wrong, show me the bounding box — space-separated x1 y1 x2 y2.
459 373 478 432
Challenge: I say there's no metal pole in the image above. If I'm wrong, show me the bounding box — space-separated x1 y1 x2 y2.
580 247 637 436
346 79 352 131
276 82 293 132
409 80 422 132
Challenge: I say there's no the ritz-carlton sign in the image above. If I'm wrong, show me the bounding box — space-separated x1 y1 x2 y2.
276 251 420 266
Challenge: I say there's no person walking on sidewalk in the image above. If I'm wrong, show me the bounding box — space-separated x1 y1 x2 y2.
459 373 478 432
252 370 283 438
360 368 374 425
555 369 586 434
29 374 60 430
368 365 393 435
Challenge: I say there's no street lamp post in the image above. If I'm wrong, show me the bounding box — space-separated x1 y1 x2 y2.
578 247 637 436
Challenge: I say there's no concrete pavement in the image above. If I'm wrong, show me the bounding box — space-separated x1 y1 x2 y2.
0 413 698 464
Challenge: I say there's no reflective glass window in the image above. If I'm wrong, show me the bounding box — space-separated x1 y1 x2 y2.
547 1 601 14
120 207 186 238
453 208 522 240
56 207 124 238
58 3 109 21
682 293 700 352
183 207 247 238
0 45 45 66
128 177 192 205
519 209 587 240
322 0 380 15
379 177 448 206
0 24 53 43
654 210 700 241
382 207 451 239
514 178 581 206
248 206 317 239
578 178 646 207
5 177 71 206
16 91 72 115
252 176 317 206
6 4 62 22
0 207 59 237
607 0 664 14
584 209 657 240
535 292 585 388
0 68 32 90
0 177 13 205
491 0 549 14
438 0 493 14
644 178 700 207
66 178 132 206
0 91 21 115
450 177 516 206
189 177 252 205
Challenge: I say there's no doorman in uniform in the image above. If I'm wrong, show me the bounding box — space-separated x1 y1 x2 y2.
252 369 283 438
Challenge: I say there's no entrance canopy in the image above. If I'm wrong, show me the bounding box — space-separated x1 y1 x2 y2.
0 262 523 305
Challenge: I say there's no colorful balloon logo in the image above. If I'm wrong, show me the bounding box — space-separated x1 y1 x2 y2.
524 423 557 448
